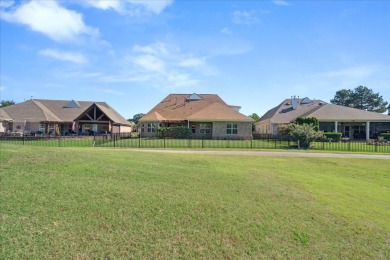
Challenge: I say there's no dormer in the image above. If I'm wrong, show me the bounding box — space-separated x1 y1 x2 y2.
64 100 81 108
186 93 203 101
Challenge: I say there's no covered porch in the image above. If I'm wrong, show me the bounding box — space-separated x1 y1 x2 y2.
319 121 390 140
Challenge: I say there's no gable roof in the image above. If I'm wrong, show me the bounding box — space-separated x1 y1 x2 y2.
2 99 131 125
260 97 390 123
0 108 12 122
140 94 252 123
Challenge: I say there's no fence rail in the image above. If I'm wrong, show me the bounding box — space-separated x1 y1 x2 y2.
1 134 389 153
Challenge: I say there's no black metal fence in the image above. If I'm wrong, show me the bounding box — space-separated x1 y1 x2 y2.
1 133 389 153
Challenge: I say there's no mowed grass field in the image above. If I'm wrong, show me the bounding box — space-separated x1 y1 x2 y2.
1 144 389 259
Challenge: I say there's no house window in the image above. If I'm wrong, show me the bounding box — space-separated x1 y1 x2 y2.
48 124 55 133
191 124 196 134
39 124 46 133
147 123 156 132
227 123 238 134
200 123 211 134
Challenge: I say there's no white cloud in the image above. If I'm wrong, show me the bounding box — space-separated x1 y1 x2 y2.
122 42 206 88
84 0 122 11
272 0 289 6
130 54 165 72
133 42 169 56
179 57 204 67
84 0 173 15
232 10 259 25
39 49 88 64
166 72 197 88
1 1 98 42
0 0 14 8
221 27 233 36
315 65 379 79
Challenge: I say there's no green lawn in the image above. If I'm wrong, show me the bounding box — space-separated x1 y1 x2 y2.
1 144 389 259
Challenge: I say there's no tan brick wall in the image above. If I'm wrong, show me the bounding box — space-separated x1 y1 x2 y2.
139 122 159 137
0 121 8 133
212 122 252 139
27 122 41 132
139 121 252 139
112 125 132 134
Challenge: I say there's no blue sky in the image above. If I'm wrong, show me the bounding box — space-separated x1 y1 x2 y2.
1 0 389 119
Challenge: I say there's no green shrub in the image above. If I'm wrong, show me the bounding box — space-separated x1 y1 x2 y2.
289 123 324 149
158 127 192 139
295 117 319 131
379 133 390 140
324 132 342 142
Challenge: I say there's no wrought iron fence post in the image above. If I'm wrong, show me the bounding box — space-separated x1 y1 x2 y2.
202 137 204 148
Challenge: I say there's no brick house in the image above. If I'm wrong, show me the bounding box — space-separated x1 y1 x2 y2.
0 99 132 135
255 97 390 140
139 93 253 139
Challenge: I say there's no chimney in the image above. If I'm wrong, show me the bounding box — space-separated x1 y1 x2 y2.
291 95 298 110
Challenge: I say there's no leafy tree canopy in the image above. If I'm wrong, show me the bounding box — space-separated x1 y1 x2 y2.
128 113 145 125
0 100 15 107
248 113 260 131
330 86 388 113
248 113 260 121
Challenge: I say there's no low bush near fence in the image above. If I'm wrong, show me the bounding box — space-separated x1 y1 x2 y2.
323 132 342 142
379 133 390 140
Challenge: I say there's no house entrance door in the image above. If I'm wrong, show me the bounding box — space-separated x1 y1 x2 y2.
344 125 350 138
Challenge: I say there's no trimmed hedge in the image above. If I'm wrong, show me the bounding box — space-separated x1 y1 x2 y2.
324 132 342 142
157 127 192 139
379 133 390 140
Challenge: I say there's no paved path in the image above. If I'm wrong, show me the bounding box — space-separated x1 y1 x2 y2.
130 149 390 160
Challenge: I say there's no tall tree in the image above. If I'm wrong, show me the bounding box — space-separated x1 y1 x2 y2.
330 86 388 113
128 113 145 125
330 89 353 107
248 113 260 131
0 100 15 107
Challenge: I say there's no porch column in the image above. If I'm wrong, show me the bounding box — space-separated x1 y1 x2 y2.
334 121 338 132
366 121 370 141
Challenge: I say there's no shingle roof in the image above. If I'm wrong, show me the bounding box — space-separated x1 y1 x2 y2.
259 97 390 123
140 94 252 122
308 103 390 121
2 99 131 125
94 103 131 125
0 108 12 121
